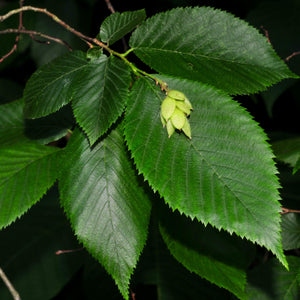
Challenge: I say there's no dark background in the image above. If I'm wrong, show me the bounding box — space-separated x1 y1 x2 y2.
1 0 300 299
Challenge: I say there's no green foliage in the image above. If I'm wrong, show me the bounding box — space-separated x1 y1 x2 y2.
99 9 146 45
58 127 151 298
246 256 300 299
124 76 285 266
1 2 300 299
71 55 131 145
272 137 300 174
23 51 88 118
281 213 300 250
129 6 298 95
158 205 254 299
0 187 83 300
0 141 61 229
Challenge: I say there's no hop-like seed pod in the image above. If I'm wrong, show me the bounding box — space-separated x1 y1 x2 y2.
161 96 176 121
175 101 192 116
171 108 186 129
166 119 175 138
167 90 186 101
160 89 193 139
182 119 192 139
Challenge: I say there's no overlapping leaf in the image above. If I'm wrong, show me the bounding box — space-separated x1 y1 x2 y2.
0 98 74 145
272 137 300 174
0 99 27 146
124 76 286 267
0 142 61 229
71 55 131 145
23 51 87 118
130 7 298 95
159 205 254 299
246 256 300 299
58 127 152 299
0 187 82 300
24 104 75 144
99 9 146 45
281 213 300 250
133 219 230 299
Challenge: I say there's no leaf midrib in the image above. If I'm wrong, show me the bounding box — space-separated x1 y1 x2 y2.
134 47 284 72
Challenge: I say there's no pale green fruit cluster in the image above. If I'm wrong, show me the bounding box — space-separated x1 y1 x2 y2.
160 90 193 139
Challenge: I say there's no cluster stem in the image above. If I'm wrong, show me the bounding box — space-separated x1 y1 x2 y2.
0 5 167 89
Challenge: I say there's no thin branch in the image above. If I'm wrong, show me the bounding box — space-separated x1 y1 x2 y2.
103 0 128 51
104 0 116 14
0 4 167 87
0 28 72 50
0 0 24 63
0 267 21 300
55 247 84 255
0 6 106 49
280 207 300 215
260 25 270 43
285 51 300 61
130 288 136 300
260 25 300 62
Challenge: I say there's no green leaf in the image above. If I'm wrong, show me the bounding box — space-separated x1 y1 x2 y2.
0 99 28 146
71 55 131 145
159 205 253 299
0 187 83 300
272 137 300 168
246 256 300 299
24 104 75 144
278 165 300 211
281 213 300 250
293 157 300 174
129 7 298 95
23 51 88 119
58 127 152 299
0 142 61 229
99 9 146 46
134 218 232 299
0 99 74 145
124 76 286 268
29 0 87 67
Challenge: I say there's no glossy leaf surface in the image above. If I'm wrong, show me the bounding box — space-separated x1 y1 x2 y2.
23 51 87 118
130 7 297 95
124 76 286 267
71 55 130 145
0 142 61 229
99 9 146 45
59 127 151 299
